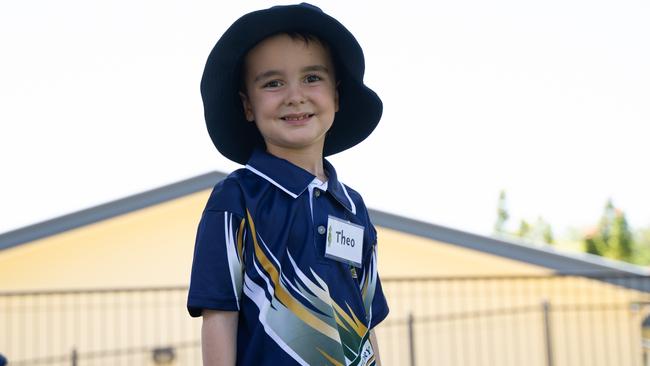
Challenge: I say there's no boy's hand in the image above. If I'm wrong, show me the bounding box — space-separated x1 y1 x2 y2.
202 309 238 366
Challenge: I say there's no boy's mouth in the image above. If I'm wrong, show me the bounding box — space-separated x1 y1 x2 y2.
281 113 314 122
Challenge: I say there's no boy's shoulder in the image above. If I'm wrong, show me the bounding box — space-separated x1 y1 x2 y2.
203 168 256 216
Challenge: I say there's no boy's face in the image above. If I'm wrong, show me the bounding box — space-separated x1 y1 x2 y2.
240 34 339 157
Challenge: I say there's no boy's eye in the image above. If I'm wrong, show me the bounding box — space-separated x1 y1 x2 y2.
263 80 283 88
305 74 322 83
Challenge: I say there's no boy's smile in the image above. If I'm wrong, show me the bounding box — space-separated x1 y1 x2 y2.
280 113 315 123
240 33 339 160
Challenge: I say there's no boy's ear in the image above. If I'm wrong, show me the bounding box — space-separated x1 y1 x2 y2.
239 91 255 122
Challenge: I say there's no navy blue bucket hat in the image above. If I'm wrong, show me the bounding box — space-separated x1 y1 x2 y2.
200 3 383 164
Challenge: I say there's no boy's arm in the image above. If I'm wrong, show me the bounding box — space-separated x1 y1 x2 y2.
202 309 238 366
370 329 382 366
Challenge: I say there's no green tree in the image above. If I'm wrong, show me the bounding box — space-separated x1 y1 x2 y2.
595 199 616 255
583 232 601 255
516 217 554 245
542 222 554 244
583 199 636 263
632 227 650 265
609 209 633 261
532 216 554 245
494 190 509 235
535 216 554 244
517 220 531 238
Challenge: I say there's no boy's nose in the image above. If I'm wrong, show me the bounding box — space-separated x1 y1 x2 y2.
285 83 306 105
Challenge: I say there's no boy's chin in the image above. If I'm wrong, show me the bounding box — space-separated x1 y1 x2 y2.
264 138 327 153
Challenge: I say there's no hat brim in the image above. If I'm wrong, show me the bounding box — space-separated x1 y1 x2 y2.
201 4 382 164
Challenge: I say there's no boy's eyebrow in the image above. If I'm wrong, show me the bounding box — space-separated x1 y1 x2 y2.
302 65 330 74
253 65 330 83
253 70 283 83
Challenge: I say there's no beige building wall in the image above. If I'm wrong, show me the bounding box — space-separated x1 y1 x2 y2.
1 188 647 365
0 190 550 292
0 190 207 291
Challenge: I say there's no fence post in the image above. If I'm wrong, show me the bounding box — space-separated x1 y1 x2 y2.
71 348 78 366
542 300 554 366
408 312 416 366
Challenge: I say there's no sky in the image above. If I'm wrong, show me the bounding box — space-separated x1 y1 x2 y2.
1 0 649 239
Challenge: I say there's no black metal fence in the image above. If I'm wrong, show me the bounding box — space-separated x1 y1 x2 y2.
1 273 649 366
378 273 650 366
0 287 201 365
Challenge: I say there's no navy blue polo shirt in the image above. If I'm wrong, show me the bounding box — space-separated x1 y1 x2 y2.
187 149 389 366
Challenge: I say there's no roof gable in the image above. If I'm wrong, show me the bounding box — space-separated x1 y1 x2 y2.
0 172 226 251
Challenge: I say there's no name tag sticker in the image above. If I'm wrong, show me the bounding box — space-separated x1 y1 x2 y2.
325 215 364 268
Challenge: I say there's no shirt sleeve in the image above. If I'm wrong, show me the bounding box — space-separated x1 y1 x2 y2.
366 242 389 329
363 225 389 329
187 210 246 317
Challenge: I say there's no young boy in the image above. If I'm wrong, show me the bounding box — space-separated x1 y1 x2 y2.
187 4 388 365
